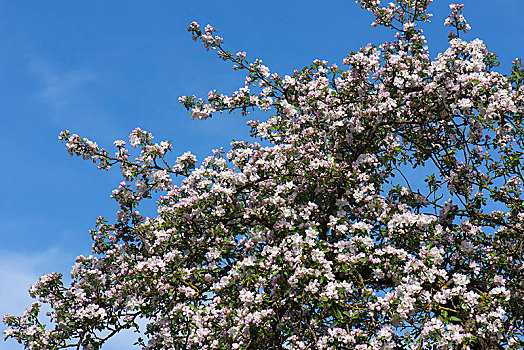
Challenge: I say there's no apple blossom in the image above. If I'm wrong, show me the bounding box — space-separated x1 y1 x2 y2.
4 1 524 349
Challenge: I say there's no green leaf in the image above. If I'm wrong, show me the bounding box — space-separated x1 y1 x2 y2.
449 316 461 322
335 309 342 319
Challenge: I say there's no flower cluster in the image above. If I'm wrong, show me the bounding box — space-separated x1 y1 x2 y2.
356 0 434 29
444 3 471 39
188 22 223 51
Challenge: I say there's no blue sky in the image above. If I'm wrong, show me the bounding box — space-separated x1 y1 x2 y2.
1 1 523 348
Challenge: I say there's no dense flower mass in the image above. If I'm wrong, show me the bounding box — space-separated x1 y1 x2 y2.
4 1 524 349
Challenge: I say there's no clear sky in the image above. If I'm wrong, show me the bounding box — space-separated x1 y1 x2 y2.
1 1 523 349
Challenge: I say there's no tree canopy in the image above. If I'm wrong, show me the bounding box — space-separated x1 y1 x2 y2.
4 1 524 349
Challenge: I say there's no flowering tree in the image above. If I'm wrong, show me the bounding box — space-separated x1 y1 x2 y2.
4 1 524 349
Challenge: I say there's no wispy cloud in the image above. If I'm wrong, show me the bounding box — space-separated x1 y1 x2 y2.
1 249 60 349
0 248 63 317
0 248 146 349
29 58 97 112
26 57 122 138
38 71 97 110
